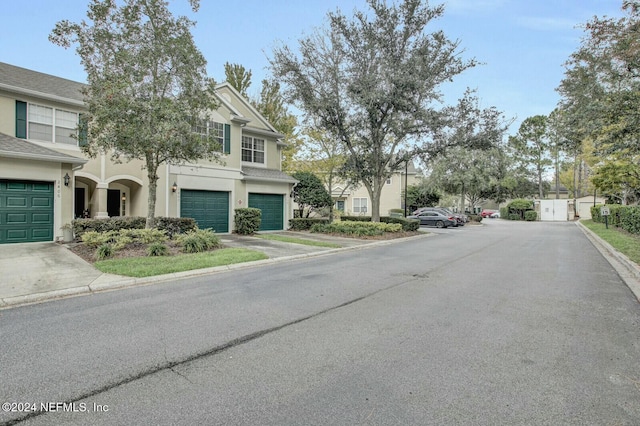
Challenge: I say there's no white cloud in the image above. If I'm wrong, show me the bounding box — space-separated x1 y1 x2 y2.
442 0 507 14
516 16 578 32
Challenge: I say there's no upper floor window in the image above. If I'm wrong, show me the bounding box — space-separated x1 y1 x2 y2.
242 136 265 164
27 103 78 145
192 119 225 152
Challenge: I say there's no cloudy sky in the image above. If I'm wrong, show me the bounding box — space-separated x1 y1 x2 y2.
0 0 626 134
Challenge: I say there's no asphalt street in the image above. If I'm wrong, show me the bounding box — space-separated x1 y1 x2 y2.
1 220 639 425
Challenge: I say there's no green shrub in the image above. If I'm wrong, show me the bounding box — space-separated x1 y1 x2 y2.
81 230 118 248
72 216 146 237
524 210 538 221
147 243 169 257
505 199 534 220
289 217 331 231
81 228 168 249
95 244 114 260
380 216 419 231
591 204 640 234
339 216 372 222
468 214 482 223
311 220 402 236
155 217 197 237
234 208 262 235
176 228 221 253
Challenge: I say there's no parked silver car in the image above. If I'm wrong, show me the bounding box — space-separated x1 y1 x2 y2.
407 211 456 228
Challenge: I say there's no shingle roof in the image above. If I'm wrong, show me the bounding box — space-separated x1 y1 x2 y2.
0 133 86 165
0 62 85 104
241 166 297 184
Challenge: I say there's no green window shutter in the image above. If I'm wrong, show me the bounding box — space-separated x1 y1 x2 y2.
15 101 27 139
78 114 88 147
224 124 231 154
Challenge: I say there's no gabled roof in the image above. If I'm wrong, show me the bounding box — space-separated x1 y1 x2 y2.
0 62 85 106
241 166 297 184
214 82 285 140
0 133 86 165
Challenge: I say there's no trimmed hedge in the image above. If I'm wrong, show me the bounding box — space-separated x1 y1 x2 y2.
311 220 402 236
339 216 420 232
234 208 261 235
72 216 196 238
524 210 538 221
591 204 640 234
289 217 331 231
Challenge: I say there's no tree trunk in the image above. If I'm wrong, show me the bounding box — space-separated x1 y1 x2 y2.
146 157 159 229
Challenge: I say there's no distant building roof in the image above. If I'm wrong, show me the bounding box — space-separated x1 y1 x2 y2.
0 62 85 106
0 133 86 165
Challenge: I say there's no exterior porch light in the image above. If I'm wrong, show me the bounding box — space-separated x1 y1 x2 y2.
172 182 178 193
63 173 70 187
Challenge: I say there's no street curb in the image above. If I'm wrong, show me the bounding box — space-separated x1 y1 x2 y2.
576 221 640 302
0 232 433 309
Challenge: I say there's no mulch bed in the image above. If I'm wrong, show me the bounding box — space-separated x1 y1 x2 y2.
65 230 422 264
66 241 185 264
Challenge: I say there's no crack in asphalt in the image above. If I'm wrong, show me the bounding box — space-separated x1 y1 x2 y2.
3 292 379 425
3 233 513 425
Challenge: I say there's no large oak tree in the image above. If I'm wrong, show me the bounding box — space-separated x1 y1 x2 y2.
50 0 219 227
270 0 476 221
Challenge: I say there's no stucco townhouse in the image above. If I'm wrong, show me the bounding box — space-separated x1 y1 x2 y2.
0 62 296 244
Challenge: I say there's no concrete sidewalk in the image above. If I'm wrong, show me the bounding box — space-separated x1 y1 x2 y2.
0 231 425 309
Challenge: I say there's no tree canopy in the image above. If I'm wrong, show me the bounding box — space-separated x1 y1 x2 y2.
290 171 332 218
270 0 476 221
50 0 219 227
557 0 640 204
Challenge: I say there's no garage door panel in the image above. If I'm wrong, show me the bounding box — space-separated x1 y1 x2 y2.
248 193 283 231
7 197 27 207
7 213 27 224
32 197 52 207
180 190 229 233
1 180 53 243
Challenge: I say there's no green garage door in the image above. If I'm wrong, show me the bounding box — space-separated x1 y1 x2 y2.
180 190 229 233
248 193 284 231
0 180 54 244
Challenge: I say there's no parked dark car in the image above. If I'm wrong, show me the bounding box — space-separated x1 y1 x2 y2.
413 207 465 226
407 211 456 228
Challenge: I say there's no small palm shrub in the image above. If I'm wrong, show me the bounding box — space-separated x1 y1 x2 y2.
176 228 221 253
96 244 114 260
147 243 169 257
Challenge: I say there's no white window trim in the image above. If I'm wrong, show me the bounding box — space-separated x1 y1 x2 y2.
27 102 80 147
241 135 266 166
353 197 368 214
193 119 224 152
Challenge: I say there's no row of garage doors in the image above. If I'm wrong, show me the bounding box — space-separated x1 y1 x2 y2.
0 182 284 244
180 190 284 233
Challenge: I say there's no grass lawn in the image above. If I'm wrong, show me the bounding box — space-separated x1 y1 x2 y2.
95 248 268 278
254 234 342 248
581 219 640 265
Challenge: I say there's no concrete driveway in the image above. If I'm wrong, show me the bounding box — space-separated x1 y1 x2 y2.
0 231 391 309
0 242 102 300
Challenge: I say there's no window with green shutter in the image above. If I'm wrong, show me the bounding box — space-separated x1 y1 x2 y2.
15 101 27 139
224 124 231 154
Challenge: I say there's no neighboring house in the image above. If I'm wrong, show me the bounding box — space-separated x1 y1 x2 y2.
329 161 420 217
0 62 296 244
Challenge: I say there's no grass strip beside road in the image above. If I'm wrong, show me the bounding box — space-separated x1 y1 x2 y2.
581 219 640 265
94 248 268 278
254 234 342 248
